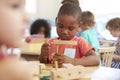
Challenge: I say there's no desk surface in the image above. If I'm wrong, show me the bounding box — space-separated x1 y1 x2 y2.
91 67 120 80
40 65 120 80
29 61 120 80
42 67 120 80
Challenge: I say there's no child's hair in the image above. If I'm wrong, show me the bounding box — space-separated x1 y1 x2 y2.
81 11 95 26
57 3 82 23
30 19 51 38
61 0 79 6
106 17 120 31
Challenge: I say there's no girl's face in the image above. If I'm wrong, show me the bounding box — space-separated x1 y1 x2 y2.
110 30 120 37
38 27 45 36
79 22 85 30
0 0 28 47
56 15 80 40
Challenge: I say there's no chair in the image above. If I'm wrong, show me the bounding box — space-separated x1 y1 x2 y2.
98 47 115 67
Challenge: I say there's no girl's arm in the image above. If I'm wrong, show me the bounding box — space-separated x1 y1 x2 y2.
39 43 50 63
112 54 120 62
72 50 99 66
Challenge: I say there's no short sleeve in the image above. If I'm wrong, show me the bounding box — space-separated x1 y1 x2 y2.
78 37 94 56
81 32 89 42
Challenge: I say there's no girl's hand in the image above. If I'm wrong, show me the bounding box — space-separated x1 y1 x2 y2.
53 54 74 67
39 43 50 63
25 37 32 43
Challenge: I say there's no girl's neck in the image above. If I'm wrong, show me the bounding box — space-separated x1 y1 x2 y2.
82 26 91 31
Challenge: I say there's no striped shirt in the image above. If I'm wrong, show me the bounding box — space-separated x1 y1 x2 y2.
111 37 120 69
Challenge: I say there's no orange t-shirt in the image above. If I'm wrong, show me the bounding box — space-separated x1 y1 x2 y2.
48 36 94 61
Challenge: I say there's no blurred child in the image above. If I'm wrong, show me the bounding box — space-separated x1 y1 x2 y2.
30 19 51 38
26 19 51 42
80 11 100 53
39 3 99 67
0 0 32 80
106 17 120 69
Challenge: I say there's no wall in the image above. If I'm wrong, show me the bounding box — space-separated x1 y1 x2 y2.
37 0 62 19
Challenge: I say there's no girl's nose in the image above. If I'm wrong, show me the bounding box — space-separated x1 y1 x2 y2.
62 29 68 35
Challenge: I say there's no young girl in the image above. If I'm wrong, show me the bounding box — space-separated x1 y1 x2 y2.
80 11 100 53
106 17 120 69
30 19 51 38
26 19 51 43
0 0 32 80
39 3 99 67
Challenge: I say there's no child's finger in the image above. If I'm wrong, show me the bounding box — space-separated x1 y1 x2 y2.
54 53 63 56
58 59 64 64
42 43 50 47
43 50 50 54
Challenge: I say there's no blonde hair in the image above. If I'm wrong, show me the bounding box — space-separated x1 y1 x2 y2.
106 17 120 31
81 11 95 26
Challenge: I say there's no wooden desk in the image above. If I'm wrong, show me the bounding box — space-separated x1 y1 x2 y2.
28 61 120 80
39 65 98 80
21 54 39 61
40 66 120 80
20 42 43 61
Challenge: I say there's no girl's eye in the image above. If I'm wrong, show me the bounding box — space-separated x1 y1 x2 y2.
68 26 75 31
11 4 20 9
57 24 64 29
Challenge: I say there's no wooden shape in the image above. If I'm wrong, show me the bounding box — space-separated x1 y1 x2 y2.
52 40 77 45
51 66 85 80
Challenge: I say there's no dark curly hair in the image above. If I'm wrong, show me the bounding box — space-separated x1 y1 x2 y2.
61 0 79 6
30 19 51 38
57 3 82 23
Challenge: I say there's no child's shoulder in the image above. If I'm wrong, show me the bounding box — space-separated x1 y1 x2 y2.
74 36 92 47
81 28 95 36
48 36 87 43
49 37 58 42
73 36 87 42
83 28 94 33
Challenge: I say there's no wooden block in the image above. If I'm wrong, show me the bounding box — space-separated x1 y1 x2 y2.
29 43 43 53
62 63 74 68
98 47 115 53
28 61 40 80
30 38 47 43
39 63 46 73
52 40 77 45
51 66 85 80
20 42 43 55
39 63 53 73
80 78 91 80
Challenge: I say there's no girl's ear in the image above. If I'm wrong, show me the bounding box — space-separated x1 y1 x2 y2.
55 17 57 22
79 22 83 27
77 22 82 32
55 17 57 27
92 22 96 26
94 22 96 25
